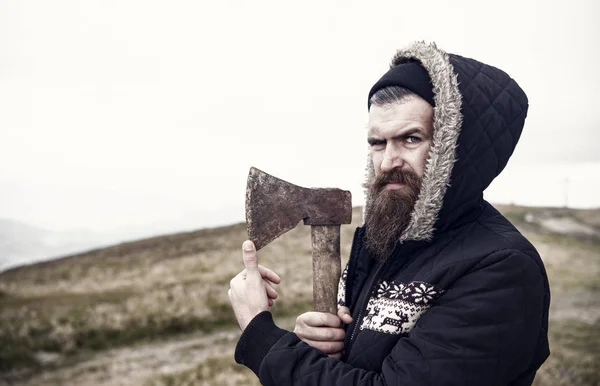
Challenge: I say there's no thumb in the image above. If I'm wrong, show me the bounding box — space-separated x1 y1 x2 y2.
242 240 258 272
338 306 353 324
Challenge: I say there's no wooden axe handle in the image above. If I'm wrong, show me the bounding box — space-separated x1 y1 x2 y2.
310 225 342 314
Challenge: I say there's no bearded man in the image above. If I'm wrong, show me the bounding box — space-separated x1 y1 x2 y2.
229 41 550 385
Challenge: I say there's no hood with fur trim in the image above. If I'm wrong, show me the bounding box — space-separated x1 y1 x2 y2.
364 42 528 242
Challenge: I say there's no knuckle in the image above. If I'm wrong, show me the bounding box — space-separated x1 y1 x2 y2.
294 323 306 336
322 342 338 353
302 312 318 325
317 313 327 325
324 328 342 341
325 314 340 327
329 329 342 341
322 329 334 341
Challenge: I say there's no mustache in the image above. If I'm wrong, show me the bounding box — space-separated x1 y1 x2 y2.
367 168 421 193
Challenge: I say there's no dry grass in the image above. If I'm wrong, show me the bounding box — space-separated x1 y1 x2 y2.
145 355 257 386
0 222 256 373
572 208 600 229
0 208 361 381
0 205 598 385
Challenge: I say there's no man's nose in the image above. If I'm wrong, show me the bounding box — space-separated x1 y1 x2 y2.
380 145 405 172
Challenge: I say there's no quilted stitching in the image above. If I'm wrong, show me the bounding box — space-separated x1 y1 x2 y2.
435 55 529 229
455 61 525 169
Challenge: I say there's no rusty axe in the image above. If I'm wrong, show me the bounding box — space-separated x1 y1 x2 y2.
245 167 352 314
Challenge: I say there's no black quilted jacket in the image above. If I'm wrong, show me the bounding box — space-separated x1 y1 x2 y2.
234 42 550 386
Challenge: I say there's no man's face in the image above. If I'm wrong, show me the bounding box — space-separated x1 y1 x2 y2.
367 96 434 182
364 96 434 260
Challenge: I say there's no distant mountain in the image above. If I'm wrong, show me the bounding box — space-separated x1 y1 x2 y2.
0 217 226 273
0 219 119 272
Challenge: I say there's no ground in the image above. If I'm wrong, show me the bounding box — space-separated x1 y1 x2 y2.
0 205 598 386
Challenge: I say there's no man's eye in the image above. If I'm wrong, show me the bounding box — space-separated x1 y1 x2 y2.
406 136 421 144
368 140 385 148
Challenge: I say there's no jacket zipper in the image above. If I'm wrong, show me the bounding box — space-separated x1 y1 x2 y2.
343 259 387 361
343 228 362 308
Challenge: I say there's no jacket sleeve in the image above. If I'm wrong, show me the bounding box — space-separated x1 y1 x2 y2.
234 249 548 385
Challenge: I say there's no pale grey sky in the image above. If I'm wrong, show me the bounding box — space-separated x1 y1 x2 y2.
1 0 599 233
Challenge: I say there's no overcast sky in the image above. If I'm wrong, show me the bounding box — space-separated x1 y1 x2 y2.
1 0 599 234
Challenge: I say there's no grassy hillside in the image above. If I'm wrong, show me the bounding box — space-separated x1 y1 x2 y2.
0 205 598 386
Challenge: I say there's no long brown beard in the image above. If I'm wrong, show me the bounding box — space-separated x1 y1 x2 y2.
363 168 422 261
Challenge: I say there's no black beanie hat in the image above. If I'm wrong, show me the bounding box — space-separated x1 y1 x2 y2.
367 61 435 109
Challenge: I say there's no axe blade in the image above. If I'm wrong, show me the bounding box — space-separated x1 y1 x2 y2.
245 167 309 251
245 167 352 251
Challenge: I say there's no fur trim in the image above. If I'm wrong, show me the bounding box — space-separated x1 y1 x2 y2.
363 42 463 242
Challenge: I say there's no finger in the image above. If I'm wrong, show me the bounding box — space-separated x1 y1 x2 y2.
258 265 281 284
302 339 344 354
337 306 353 325
299 312 342 328
264 281 278 299
296 326 345 342
242 241 258 272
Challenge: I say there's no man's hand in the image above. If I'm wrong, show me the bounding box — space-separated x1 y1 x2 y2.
228 240 281 331
294 306 352 359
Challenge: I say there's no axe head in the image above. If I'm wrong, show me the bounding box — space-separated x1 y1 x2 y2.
245 167 352 251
